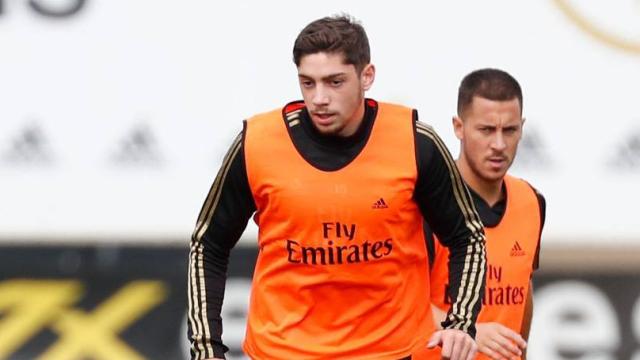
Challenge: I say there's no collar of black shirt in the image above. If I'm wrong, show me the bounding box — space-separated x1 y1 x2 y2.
298 99 377 148
468 182 507 228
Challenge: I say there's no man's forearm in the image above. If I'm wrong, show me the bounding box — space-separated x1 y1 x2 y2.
443 234 487 337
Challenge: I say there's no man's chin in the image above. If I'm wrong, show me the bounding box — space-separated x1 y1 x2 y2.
312 123 341 136
482 171 508 183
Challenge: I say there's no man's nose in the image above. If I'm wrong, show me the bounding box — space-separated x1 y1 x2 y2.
312 85 329 106
491 131 507 151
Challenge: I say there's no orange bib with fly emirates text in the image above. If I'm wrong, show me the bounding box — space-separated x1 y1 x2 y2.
417 175 540 360
242 101 435 360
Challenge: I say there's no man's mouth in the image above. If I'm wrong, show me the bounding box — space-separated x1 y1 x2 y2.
487 157 507 167
312 112 335 125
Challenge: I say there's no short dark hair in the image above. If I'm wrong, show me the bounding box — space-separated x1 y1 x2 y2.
293 14 370 73
457 68 523 116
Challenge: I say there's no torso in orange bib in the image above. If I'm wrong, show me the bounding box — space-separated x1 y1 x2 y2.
421 175 540 360
242 101 435 359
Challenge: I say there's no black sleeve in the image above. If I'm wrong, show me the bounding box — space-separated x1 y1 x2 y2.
424 223 436 271
413 115 486 338
188 130 256 360
528 185 546 271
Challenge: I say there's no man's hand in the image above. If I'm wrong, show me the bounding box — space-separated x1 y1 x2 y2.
427 328 477 360
475 322 527 360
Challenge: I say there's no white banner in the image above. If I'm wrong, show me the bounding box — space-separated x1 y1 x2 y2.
1 0 639 243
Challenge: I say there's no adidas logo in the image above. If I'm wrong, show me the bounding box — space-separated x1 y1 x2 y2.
607 128 640 170
110 123 162 167
372 198 388 209
2 122 54 166
510 241 525 257
511 127 552 170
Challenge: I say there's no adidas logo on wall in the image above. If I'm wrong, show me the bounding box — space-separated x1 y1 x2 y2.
110 123 163 167
607 127 640 170
1 122 54 166
510 241 525 257
372 198 388 209
511 127 552 170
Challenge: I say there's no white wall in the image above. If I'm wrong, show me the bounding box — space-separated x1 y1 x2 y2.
0 0 639 244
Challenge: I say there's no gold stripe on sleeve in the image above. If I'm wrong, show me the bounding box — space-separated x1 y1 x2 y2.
188 132 243 358
416 122 486 330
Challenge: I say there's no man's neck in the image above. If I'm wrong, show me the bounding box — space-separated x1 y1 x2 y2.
456 159 504 207
301 99 374 146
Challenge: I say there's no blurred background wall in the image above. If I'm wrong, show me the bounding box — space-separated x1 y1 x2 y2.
0 1 639 359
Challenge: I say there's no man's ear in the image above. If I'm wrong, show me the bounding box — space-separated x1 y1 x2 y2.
361 64 375 91
453 116 464 140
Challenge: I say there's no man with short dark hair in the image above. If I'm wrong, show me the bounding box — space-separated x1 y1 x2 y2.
416 68 545 360
188 15 486 360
